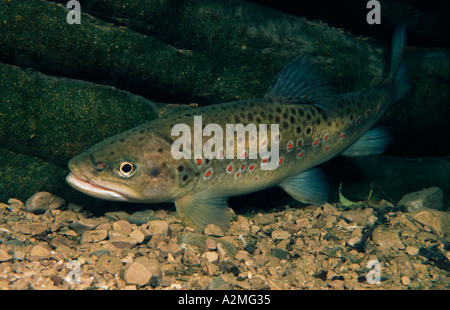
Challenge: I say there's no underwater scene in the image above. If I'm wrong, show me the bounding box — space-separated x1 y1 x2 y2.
0 0 449 292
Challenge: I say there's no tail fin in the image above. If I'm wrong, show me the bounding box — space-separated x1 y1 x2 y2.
388 23 412 103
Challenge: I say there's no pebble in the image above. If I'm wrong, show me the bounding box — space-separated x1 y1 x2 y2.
399 187 444 212
204 251 219 263
76 218 103 233
127 210 159 225
109 236 138 248
254 213 275 226
124 262 152 287
112 220 132 234
29 245 51 260
271 229 291 240
204 224 225 237
372 228 405 251
0 249 13 262
25 192 65 214
412 208 450 238
405 246 419 256
401 276 411 286
129 229 145 243
147 220 169 236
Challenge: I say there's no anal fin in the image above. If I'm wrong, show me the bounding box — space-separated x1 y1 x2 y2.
175 192 231 232
280 168 329 205
341 127 391 157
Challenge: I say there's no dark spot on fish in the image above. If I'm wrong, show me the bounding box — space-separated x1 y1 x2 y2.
298 108 305 117
290 116 296 124
296 126 302 134
138 136 144 141
139 129 145 134
178 165 184 172
256 117 262 123
350 114 354 121
316 118 321 125
205 158 210 165
120 138 126 143
306 127 312 135
157 147 164 153
282 112 288 119
282 121 289 129
290 107 297 115
110 151 115 156
234 115 241 123
182 174 189 182
149 167 162 177
247 113 254 122
268 114 274 122
184 112 192 116
306 113 312 121
276 107 282 114
275 115 280 123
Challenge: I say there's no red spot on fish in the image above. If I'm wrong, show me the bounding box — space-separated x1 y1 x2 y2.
279 157 284 165
262 158 268 163
340 133 345 139
352 133 357 137
236 173 240 177
249 165 255 171
227 164 233 172
261 139 267 147
287 142 293 151
366 110 370 117
314 138 320 146
255 177 258 181
324 146 329 151
205 170 211 178
308 155 311 159
356 117 360 124
289 163 293 167
324 135 328 141
241 164 246 170
196 159 202 165
298 151 304 158
297 139 303 147
266 172 270 176
241 152 247 158
376 106 380 113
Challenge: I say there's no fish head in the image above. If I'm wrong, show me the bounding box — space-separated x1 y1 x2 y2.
66 128 199 203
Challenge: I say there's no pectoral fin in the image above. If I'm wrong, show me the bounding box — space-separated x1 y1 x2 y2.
280 168 329 205
341 127 391 157
175 192 231 232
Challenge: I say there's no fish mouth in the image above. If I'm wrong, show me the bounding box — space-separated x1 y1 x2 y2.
66 172 129 201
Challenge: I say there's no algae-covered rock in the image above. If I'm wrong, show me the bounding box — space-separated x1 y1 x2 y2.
0 62 158 166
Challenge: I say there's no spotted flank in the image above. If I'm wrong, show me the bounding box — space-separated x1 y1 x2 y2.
66 25 411 232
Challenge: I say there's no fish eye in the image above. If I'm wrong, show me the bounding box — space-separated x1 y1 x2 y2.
118 161 136 178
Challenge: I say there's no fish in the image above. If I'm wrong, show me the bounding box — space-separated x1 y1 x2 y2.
66 25 412 232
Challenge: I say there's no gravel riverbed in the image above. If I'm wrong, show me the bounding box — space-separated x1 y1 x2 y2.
0 188 449 290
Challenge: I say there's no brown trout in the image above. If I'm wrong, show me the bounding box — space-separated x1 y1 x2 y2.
67 25 411 231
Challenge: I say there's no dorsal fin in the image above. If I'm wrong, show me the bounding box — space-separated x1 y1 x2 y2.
264 56 335 112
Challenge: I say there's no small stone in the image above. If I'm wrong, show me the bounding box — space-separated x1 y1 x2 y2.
167 242 182 256
95 254 122 274
147 220 169 235
129 229 145 243
399 187 444 212
296 218 309 228
8 198 25 210
76 218 103 233
109 236 138 248
184 249 201 265
124 262 152 287
271 229 291 240
0 249 13 262
25 192 65 214
90 229 108 242
255 213 275 226
401 276 411 285
29 245 51 260
104 211 130 221
50 235 71 248
413 208 450 238
112 220 132 234
205 238 217 251
204 251 219 263
204 224 224 237
405 246 419 255
328 279 345 290
127 210 159 225
341 209 369 226
372 228 405 251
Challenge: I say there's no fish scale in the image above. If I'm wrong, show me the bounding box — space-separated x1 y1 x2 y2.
66 25 411 232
